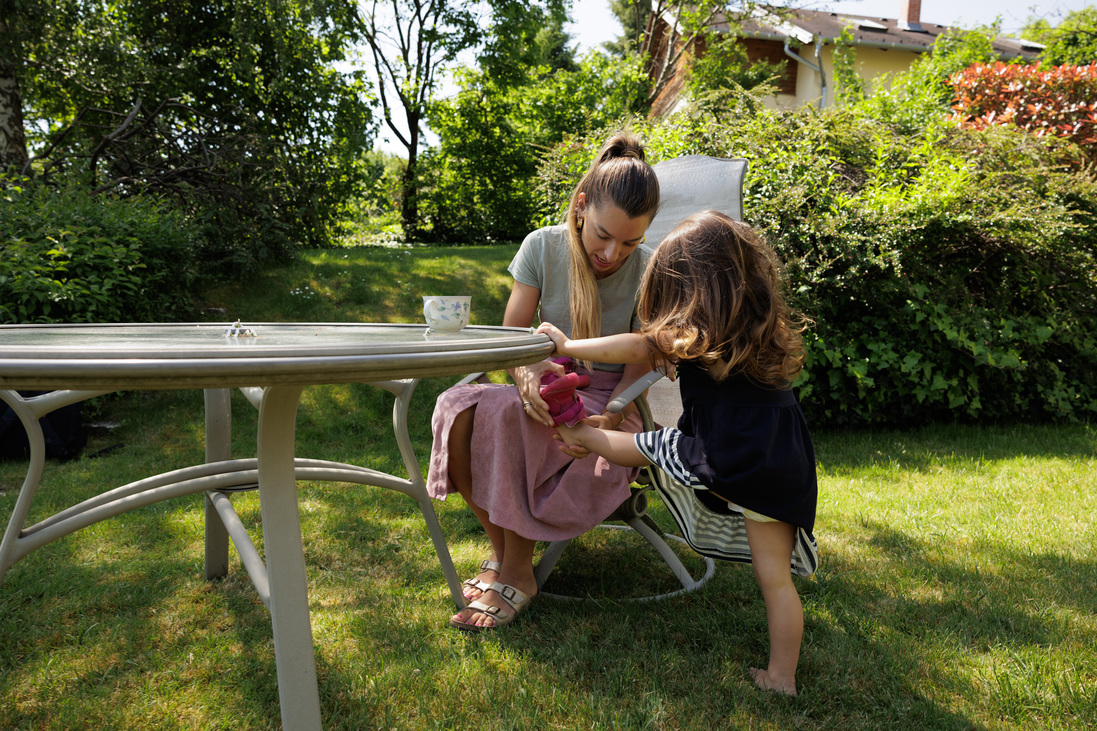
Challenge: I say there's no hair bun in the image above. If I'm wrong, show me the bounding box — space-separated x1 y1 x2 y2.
600 132 646 163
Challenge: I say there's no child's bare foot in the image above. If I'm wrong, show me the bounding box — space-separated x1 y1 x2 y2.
749 667 797 697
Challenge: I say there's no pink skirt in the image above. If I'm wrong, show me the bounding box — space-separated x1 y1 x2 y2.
426 369 642 541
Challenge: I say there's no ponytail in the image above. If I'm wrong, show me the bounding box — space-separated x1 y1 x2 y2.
565 132 660 345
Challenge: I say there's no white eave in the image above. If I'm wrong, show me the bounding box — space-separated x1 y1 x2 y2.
746 27 933 53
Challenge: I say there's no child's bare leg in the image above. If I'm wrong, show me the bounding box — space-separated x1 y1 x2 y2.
555 422 650 467
744 518 802 697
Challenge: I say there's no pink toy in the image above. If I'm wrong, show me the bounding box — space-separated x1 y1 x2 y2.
540 358 591 427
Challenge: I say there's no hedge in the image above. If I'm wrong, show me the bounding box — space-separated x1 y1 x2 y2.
537 93 1097 426
949 61 1097 152
0 180 197 324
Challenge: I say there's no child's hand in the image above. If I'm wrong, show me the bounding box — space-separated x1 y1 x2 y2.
584 411 622 431
553 427 592 459
535 322 569 354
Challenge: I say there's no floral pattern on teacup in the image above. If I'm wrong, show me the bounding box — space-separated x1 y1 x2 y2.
433 302 469 321
424 296 470 330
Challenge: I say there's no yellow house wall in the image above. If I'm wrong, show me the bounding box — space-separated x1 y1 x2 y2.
762 43 923 110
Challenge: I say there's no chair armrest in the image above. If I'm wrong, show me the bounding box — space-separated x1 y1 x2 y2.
455 372 487 386
604 368 668 414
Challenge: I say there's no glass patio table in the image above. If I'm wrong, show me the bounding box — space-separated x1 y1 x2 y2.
0 322 553 730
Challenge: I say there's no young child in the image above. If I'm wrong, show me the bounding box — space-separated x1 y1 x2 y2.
536 210 818 697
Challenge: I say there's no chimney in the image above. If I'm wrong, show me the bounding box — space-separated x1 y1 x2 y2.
898 0 925 32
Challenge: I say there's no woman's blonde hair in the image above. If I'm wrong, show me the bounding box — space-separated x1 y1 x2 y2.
638 211 810 386
564 132 660 343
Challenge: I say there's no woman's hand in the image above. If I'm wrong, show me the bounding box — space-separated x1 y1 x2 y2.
509 359 566 427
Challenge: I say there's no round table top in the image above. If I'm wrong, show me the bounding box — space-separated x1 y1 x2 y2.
0 322 555 389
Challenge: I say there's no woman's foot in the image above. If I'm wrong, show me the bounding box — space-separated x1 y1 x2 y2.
749 667 797 697
461 559 501 601
451 572 538 630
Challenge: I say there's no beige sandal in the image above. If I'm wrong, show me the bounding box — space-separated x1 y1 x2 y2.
461 559 501 600
449 581 533 632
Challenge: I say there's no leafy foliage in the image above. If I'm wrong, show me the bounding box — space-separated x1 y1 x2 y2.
537 92 1097 425
606 0 652 56
832 27 866 106
6 0 373 278
685 32 787 97
422 50 648 242
852 26 1001 132
632 1 770 108
0 180 196 323
948 61 1097 154
353 0 568 238
1020 7 1097 66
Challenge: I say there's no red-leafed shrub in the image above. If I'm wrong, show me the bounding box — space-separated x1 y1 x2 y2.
948 62 1097 152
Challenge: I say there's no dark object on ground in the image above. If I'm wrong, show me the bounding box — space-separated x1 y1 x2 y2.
0 392 87 461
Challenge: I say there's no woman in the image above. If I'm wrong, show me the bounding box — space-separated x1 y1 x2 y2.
427 132 661 631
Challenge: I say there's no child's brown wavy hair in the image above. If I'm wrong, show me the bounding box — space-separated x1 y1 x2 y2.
638 210 810 386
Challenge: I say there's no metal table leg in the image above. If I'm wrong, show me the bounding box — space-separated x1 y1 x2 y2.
204 388 232 579
256 385 322 731
0 389 110 585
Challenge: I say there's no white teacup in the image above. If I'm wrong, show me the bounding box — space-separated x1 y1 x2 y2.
422 295 471 332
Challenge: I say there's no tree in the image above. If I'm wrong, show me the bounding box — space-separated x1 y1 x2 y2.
609 1 779 108
423 45 647 241
1021 7 1097 66
4 0 373 273
0 0 90 171
0 48 28 170
1 0 158 174
352 0 567 239
606 0 651 56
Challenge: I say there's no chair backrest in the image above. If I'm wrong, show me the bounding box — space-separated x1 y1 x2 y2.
642 155 748 429
645 155 749 248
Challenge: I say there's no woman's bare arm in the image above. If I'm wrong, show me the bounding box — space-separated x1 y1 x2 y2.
504 281 562 426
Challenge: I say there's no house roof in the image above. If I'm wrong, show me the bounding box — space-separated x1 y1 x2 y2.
725 7 1043 60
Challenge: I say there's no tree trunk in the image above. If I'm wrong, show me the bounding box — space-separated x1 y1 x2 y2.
401 160 419 240
0 59 28 173
400 111 421 240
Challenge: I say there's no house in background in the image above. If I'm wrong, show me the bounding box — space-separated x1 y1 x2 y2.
649 0 1045 116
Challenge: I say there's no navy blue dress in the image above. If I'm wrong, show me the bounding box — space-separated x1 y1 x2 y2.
635 363 819 575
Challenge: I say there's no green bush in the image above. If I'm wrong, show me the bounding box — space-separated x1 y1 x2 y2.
0 180 197 323
853 26 1002 133
537 95 1097 425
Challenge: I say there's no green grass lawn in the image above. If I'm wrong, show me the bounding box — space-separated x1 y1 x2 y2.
1 246 1095 730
